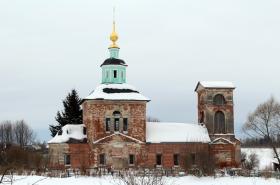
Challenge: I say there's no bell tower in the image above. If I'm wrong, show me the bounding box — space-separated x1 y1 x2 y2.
195 81 235 141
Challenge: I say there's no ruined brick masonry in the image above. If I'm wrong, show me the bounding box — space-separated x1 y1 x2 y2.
48 82 241 170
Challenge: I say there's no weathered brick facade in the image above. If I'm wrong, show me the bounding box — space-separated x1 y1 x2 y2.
48 82 241 171
195 82 241 167
83 100 147 143
48 143 90 169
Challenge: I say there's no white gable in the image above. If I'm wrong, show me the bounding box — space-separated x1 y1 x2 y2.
199 81 235 89
83 83 150 101
146 122 210 143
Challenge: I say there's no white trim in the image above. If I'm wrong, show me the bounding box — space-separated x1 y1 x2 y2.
93 133 144 144
210 137 235 145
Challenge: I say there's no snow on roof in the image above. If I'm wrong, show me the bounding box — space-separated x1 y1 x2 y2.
83 83 150 102
195 81 235 91
146 122 210 143
48 124 87 144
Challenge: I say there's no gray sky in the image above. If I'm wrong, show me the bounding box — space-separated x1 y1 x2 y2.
0 0 280 142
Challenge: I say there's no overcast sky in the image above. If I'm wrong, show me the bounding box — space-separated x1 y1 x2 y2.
0 0 280 142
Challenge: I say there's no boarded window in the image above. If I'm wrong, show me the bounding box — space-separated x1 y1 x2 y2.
123 118 128 132
213 94 226 105
129 154 135 165
64 154 71 165
156 154 162 166
99 154 105 165
113 70 117 78
106 71 109 78
173 154 179 166
105 118 110 132
214 111 226 133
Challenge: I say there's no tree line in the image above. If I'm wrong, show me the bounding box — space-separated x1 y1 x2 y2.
0 120 34 149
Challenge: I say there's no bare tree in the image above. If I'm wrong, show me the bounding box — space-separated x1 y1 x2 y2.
114 170 168 185
13 120 34 147
241 152 259 170
0 121 14 147
242 97 280 165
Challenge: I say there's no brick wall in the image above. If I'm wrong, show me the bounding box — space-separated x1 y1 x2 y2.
197 88 235 140
82 100 147 143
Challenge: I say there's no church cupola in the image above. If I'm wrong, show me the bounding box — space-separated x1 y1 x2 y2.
101 21 127 84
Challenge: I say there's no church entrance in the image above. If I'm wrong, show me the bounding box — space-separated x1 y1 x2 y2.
112 157 127 170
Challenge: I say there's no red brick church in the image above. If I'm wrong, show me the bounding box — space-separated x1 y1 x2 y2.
48 22 241 172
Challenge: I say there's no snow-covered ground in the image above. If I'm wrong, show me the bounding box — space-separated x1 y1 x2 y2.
7 175 280 185
241 148 279 170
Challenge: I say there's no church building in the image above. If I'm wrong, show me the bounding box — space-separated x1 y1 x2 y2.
48 22 241 172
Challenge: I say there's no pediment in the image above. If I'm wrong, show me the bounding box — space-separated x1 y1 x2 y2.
210 137 234 145
93 132 144 144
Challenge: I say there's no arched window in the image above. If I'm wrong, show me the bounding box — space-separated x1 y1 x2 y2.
214 111 226 133
113 111 121 132
213 94 226 105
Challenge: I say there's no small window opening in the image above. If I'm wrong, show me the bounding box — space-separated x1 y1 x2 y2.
106 71 109 78
64 154 71 165
113 70 117 78
83 127 86 135
156 154 162 166
114 118 119 131
123 118 128 132
99 154 105 165
191 153 196 165
105 118 110 132
173 154 179 166
129 154 135 165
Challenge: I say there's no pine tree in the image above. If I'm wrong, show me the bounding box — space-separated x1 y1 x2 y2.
49 89 83 137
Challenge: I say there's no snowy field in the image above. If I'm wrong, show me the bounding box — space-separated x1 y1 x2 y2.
6 175 280 185
241 148 279 170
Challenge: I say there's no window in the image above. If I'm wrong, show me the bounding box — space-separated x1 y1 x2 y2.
191 153 196 165
214 111 226 133
123 118 128 132
113 70 117 78
129 154 135 165
64 154 71 165
114 118 119 131
83 127 87 135
213 94 226 105
99 154 105 165
156 154 162 166
173 154 179 166
113 111 121 132
105 118 110 132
